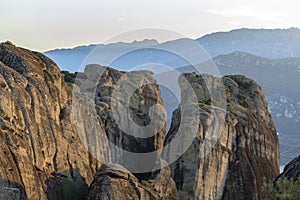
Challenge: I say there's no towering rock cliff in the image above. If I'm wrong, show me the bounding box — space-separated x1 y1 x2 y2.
92 65 166 176
0 43 108 199
0 44 172 199
0 43 280 200
165 74 280 200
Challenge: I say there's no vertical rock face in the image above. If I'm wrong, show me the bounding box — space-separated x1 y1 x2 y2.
165 74 280 200
0 44 108 200
221 76 280 200
88 65 166 177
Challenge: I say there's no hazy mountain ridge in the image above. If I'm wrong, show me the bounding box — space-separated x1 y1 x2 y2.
197 28 300 58
44 39 163 72
44 28 300 72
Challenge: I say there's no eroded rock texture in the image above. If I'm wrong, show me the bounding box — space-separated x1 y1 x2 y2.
0 43 108 199
87 163 178 200
165 74 280 200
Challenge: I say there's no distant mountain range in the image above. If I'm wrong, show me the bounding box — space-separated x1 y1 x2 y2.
44 38 203 72
45 28 300 72
196 28 300 58
44 28 300 165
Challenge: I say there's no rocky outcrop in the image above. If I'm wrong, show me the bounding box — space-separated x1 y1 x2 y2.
0 44 169 199
0 43 108 199
87 163 178 200
0 43 281 200
89 65 166 177
277 154 300 180
165 74 280 200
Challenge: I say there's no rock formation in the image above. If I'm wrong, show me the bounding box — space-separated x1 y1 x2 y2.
0 43 108 199
0 43 281 200
87 163 178 200
277 154 300 180
165 74 280 200
91 65 166 177
0 44 171 199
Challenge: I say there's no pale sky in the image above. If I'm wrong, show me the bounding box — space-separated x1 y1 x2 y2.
1 0 299 51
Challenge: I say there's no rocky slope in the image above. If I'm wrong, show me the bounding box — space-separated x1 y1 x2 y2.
164 74 280 200
87 162 178 200
277 154 300 180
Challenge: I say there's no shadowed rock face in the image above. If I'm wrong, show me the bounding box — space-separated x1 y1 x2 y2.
277 155 300 180
165 74 280 200
0 44 108 199
0 186 21 200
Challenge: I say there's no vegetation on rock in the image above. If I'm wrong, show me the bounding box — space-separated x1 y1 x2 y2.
1 41 15 46
262 176 300 200
61 70 76 84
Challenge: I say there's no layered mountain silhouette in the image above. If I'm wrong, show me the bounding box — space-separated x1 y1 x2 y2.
196 28 300 58
45 28 300 72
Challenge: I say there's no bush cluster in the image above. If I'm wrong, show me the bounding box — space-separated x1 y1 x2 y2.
61 70 76 84
1 41 15 46
261 176 300 200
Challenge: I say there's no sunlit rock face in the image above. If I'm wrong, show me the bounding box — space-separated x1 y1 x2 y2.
0 44 168 199
0 43 109 200
165 74 280 200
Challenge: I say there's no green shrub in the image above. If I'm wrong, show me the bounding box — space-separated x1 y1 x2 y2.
61 71 76 84
261 176 300 200
1 41 15 46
